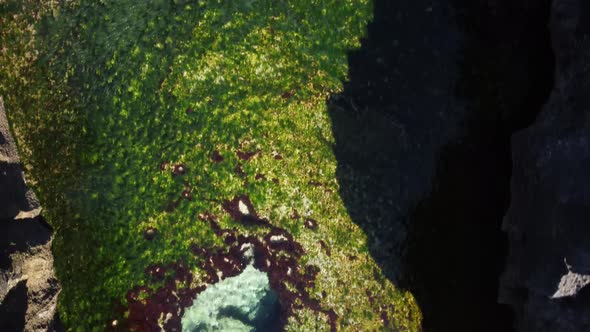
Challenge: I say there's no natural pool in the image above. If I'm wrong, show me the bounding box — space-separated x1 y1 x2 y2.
181 264 279 332
0 0 421 331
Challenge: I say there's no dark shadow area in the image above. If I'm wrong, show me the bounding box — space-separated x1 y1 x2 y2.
0 217 53 270
329 0 555 331
0 163 33 220
329 0 466 281
403 2 555 331
0 280 28 331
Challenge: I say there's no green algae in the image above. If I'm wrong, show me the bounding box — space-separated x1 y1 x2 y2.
0 0 422 331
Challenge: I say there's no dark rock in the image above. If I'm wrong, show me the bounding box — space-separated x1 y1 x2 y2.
499 1 590 331
0 98 41 221
0 280 27 332
329 0 467 282
0 97 62 331
330 0 555 331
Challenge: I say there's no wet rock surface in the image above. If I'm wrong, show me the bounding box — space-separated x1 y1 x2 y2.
499 1 590 331
0 97 62 331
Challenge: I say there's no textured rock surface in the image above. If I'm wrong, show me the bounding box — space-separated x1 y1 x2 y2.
499 0 590 331
0 97 62 331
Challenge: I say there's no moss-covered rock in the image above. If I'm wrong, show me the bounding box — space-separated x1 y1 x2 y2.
0 0 421 331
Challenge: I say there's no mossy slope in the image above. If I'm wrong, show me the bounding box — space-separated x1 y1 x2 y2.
0 1 421 331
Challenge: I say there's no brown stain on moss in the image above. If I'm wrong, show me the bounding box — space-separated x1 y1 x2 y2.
304 218 318 230
210 150 224 163
234 163 245 177
181 188 192 201
171 164 186 176
118 196 341 331
221 195 270 227
236 149 259 161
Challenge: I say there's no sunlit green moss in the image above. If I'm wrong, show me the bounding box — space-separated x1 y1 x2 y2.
0 0 421 331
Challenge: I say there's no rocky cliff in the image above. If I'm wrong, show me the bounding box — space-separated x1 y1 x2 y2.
499 1 590 331
0 97 62 331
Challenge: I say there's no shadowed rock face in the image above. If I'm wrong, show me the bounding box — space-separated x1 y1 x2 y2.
0 97 62 331
0 98 41 221
330 0 554 331
331 0 590 330
499 1 590 331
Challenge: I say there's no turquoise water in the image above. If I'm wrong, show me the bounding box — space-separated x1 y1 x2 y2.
182 264 279 332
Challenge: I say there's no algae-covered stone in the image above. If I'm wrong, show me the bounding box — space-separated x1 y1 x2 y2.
182 265 279 332
1 1 422 330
